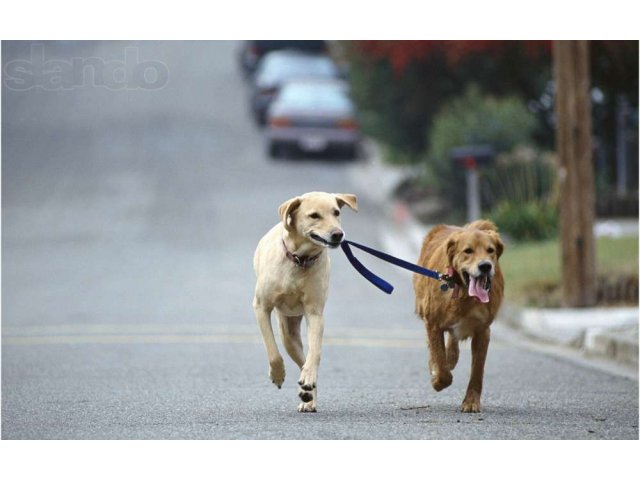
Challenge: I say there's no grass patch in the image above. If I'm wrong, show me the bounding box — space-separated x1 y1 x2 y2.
502 235 638 306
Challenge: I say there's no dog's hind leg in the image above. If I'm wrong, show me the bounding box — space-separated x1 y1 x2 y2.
446 332 460 371
277 312 305 369
253 298 285 389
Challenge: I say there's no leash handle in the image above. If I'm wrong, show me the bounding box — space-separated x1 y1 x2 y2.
343 240 442 280
340 239 450 295
341 241 394 294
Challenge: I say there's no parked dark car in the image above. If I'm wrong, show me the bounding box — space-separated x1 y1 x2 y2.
251 51 341 125
239 40 328 77
265 79 360 159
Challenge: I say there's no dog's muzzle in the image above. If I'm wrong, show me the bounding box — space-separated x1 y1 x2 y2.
310 230 343 249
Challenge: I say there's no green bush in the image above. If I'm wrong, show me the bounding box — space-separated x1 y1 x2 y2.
481 146 558 207
425 85 538 203
482 147 559 240
490 200 558 241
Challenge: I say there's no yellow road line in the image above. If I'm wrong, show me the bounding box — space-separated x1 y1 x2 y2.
2 333 425 349
2 323 420 338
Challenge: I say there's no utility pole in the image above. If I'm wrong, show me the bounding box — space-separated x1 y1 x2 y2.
616 94 629 196
553 40 597 307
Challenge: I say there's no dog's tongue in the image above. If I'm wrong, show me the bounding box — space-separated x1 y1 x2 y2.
468 276 490 303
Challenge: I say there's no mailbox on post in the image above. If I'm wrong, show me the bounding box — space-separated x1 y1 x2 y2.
450 145 495 222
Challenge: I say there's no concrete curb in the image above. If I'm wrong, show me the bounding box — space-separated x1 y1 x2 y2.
350 137 639 370
507 307 639 369
584 325 639 366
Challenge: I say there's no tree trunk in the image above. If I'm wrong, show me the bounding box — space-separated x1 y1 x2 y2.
553 40 597 307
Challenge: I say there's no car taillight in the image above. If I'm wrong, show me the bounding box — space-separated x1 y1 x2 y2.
269 117 291 128
337 118 358 130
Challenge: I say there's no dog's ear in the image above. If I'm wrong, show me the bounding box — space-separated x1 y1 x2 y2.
446 233 459 266
335 194 358 212
489 231 505 259
278 197 302 231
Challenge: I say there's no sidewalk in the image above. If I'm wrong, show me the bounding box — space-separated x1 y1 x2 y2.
349 140 639 371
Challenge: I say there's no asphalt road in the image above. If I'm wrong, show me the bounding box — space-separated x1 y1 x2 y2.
2 41 638 439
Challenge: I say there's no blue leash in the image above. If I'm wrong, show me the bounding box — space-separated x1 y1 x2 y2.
340 240 456 295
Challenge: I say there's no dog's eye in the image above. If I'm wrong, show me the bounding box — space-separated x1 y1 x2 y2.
463 248 473 254
487 247 495 254
333 209 340 217
309 213 321 220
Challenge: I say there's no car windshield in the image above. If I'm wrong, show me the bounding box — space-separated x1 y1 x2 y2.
277 84 352 111
257 54 338 83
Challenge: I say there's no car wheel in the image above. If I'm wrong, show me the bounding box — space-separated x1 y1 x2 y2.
268 142 282 159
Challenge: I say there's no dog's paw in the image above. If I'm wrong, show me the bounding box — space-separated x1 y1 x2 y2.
461 400 481 413
298 388 314 403
297 401 317 413
297 368 317 393
461 391 481 413
269 357 285 388
431 371 453 392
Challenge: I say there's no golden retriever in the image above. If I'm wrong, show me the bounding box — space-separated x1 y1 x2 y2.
413 220 504 413
253 192 357 412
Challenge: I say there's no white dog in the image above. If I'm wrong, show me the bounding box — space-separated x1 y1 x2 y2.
253 192 358 412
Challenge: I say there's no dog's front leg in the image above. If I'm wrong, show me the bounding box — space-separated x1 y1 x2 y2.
461 327 490 413
253 300 285 389
297 311 324 412
426 323 452 391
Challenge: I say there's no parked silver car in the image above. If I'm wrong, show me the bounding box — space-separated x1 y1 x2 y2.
238 40 328 78
265 79 360 159
251 51 341 125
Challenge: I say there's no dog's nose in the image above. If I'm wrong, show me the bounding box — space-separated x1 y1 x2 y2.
331 230 344 243
478 261 492 274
